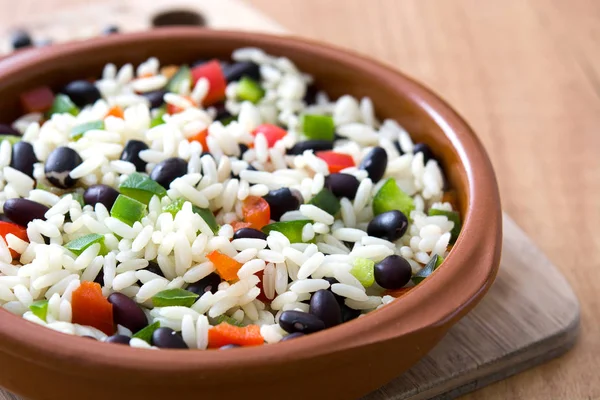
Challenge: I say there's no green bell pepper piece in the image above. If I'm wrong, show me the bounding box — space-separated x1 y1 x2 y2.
64 233 108 256
351 258 375 288
110 195 146 226
237 76 264 104
372 178 415 216
412 254 444 285
0 135 21 145
70 120 104 140
262 220 313 243
29 300 49 321
48 94 79 116
119 173 167 205
152 288 199 308
132 321 160 343
309 189 340 216
300 114 335 141
150 106 166 127
428 208 461 243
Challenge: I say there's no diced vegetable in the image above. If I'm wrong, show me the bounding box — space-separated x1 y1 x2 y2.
132 321 160 344
262 220 313 243
150 106 166 127
162 198 219 234
383 286 414 298
190 60 226 105
48 94 79 116
428 208 461 243
0 221 29 258
252 124 287 147
207 250 242 281
237 76 264 103
188 128 208 151
231 221 253 232
412 254 444 285
70 120 104 140
166 95 195 115
71 281 114 335
309 189 340 216
242 196 271 230
119 172 167 204
69 192 85 207
20 86 55 114
29 300 48 321
300 114 335 141
351 258 375 288
166 65 191 94
151 288 199 307
207 323 264 348
65 233 107 256
372 178 415 216
316 151 355 173
160 65 179 80
214 315 245 327
110 194 146 226
105 105 124 119
255 270 270 303
0 135 21 145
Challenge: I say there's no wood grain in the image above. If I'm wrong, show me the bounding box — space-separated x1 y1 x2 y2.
0 0 594 399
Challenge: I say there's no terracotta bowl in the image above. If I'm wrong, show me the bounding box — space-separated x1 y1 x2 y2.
0 28 502 400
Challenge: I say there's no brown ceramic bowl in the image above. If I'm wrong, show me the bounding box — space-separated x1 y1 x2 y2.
0 28 501 400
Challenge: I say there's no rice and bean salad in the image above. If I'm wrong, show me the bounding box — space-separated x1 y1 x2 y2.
0 48 461 349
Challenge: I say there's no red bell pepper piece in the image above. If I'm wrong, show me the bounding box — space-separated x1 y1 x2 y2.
190 60 226 106
0 221 28 258
242 196 270 230
252 124 287 148
167 95 195 115
316 151 355 173
71 282 114 335
20 86 55 114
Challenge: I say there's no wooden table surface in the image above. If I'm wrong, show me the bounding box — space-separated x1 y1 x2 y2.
3 0 599 399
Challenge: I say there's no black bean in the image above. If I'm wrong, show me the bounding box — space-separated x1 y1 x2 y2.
303 84 318 105
141 90 166 109
108 292 148 333
219 344 240 350
102 25 119 35
325 173 360 200
93 269 104 286
105 334 131 345
281 332 305 342
215 103 233 122
287 140 333 155
10 141 37 178
120 140 149 172
359 146 387 183
413 143 435 164
44 146 82 188
278 310 326 334
222 61 261 83
150 157 187 189
10 29 32 50
309 289 342 328
0 124 22 137
186 272 221 295
233 228 267 241
62 80 101 108
367 210 409 242
3 198 48 226
341 304 362 322
238 143 249 156
151 327 188 349
0 214 12 223
393 141 404 155
263 188 301 221
374 255 412 290
145 261 164 277
83 184 120 210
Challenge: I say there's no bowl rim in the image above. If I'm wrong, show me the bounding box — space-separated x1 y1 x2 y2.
0 27 502 376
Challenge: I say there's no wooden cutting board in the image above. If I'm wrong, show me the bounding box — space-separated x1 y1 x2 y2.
0 1 580 399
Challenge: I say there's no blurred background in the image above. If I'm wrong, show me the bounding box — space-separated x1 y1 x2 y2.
2 0 598 399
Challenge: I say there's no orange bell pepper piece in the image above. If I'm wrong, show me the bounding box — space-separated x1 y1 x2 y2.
208 323 264 348
207 250 242 281
105 105 124 119
188 128 208 151
242 196 270 230
71 282 114 335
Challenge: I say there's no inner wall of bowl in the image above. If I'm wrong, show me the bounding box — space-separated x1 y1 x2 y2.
0 33 468 215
